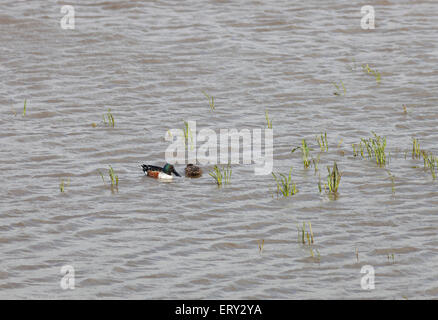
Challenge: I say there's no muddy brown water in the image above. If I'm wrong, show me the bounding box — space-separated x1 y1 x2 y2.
1 0 438 299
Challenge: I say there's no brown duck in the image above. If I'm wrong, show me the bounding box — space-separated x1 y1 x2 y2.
185 164 202 178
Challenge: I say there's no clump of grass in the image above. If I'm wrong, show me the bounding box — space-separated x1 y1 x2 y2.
202 91 215 110
357 132 388 167
103 108 115 127
326 161 341 194
301 139 311 168
297 222 314 245
209 164 232 186
272 168 298 198
333 81 346 96
362 63 381 84
99 166 119 191
412 138 421 159
316 132 328 152
265 110 272 129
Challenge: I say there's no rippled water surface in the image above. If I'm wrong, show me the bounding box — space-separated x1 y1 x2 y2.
1 0 438 299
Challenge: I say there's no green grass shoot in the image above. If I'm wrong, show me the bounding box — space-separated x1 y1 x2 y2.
182 120 194 150
333 81 346 96
357 132 388 167
421 151 437 180
209 164 232 186
103 108 115 127
99 166 118 191
297 222 314 245
301 139 311 168
362 64 381 84
312 154 320 175
257 239 264 254
60 178 69 193
202 91 215 110
412 138 421 159
386 170 396 195
265 110 272 129
108 165 119 190
316 132 328 152
272 168 298 198
23 99 27 116
326 161 341 194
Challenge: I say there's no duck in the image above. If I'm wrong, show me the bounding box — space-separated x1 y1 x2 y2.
185 164 202 178
141 163 181 180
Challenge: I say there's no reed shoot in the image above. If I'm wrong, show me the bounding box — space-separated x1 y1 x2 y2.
312 154 320 175
272 168 298 197
326 161 341 194
103 108 115 127
412 138 421 159
265 110 272 129
297 222 314 245
202 91 215 110
108 165 119 190
301 139 311 169
421 151 437 180
316 132 328 152
60 178 69 193
182 121 194 150
257 239 264 254
333 81 346 96
23 99 27 116
362 64 381 84
209 164 232 186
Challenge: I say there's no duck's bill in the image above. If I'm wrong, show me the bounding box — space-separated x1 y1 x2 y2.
173 169 181 177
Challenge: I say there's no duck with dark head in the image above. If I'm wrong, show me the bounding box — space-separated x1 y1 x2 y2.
141 163 181 180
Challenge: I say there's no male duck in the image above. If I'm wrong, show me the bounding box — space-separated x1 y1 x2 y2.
141 163 181 180
185 164 202 178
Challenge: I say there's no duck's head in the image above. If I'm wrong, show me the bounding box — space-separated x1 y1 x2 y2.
163 163 181 177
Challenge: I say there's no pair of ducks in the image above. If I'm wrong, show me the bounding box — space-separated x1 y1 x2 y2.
141 163 202 180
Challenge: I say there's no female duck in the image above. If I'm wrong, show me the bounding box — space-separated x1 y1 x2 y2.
185 164 202 178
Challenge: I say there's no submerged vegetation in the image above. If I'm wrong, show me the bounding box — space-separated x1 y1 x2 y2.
272 168 298 198
209 164 232 186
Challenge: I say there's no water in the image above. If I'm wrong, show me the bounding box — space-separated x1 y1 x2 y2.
1 0 438 299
